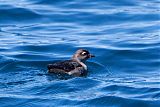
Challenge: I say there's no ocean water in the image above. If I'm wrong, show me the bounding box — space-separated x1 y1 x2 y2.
0 0 160 107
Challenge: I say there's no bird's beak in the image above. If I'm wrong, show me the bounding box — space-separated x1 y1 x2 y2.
89 54 95 58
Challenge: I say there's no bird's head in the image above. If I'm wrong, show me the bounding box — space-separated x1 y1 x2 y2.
72 49 95 62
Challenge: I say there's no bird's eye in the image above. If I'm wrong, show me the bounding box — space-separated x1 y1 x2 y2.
81 52 87 55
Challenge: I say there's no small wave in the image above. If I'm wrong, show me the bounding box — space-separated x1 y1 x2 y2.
0 7 42 24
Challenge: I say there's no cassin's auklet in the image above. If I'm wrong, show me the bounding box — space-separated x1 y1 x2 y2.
47 49 95 76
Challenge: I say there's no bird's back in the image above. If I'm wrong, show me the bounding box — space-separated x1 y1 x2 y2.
47 60 82 73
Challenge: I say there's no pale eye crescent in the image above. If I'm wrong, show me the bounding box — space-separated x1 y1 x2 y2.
81 52 86 55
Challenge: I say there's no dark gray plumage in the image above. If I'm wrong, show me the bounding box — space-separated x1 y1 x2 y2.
47 60 82 72
47 49 95 76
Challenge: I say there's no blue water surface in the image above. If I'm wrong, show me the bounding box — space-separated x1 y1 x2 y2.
0 0 160 107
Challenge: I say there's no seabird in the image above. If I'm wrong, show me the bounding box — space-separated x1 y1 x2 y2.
47 49 95 76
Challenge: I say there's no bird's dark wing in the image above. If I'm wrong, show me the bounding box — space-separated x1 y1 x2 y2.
47 60 82 72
